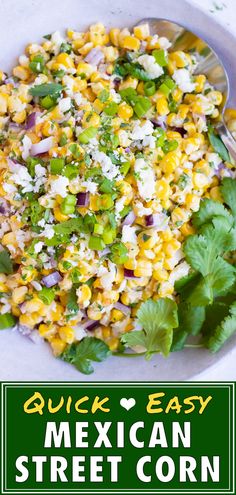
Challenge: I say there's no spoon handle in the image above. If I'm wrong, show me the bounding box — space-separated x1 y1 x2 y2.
217 122 236 163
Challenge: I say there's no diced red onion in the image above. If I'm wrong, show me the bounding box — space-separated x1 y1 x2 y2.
98 247 110 258
171 126 187 137
124 147 131 153
25 112 37 130
18 302 27 314
81 318 100 331
151 116 167 130
85 47 104 66
17 324 41 344
77 192 90 207
124 268 138 279
122 210 136 226
0 199 10 215
30 136 54 156
42 271 62 287
145 213 169 231
8 122 23 131
114 301 131 316
215 162 234 178
113 77 121 89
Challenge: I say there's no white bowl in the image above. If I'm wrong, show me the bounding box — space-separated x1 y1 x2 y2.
0 0 236 381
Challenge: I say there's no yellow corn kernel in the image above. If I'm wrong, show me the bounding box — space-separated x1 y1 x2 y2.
155 178 171 200
24 297 45 314
55 53 75 69
76 62 94 78
153 267 169 282
156 96 169 116
118 101 133 120
137 232 156 249
50 303 64 322
59 326 75 344
79 42 94 56
12 286 28 304
109 28 120 47
169 51 189 68
184 122 196 136
110 309 124 322
192 172 209 189
93 98 104 114
82 88 96 102
120 292 131 305
160 150 181 176
124 257 137 270
171 207 190 225
13 110 26 124
119 181 133 205
133 23 150 40
119 76 138 90
172 87 183 103
195 74 206 93
207 90 223 106
122 35 140 51
82 111 100 128
185 193 201 211
77 284 92 305
158 282 174 297
210 186 223 202
163 239 181 257
1 231 16 246
0 93 8 114
39 323 57 339
180 222 195 237
19 312 42 328
103 46 119 62
0 282 8 292
50 337 66 356
53 207 69 222
73 78 87 91
178 104 189 119
12 66 29 80
134 259 152 278
87 307 102 320
108 337 119 351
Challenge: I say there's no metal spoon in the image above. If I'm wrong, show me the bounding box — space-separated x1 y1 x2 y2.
136 18 236 161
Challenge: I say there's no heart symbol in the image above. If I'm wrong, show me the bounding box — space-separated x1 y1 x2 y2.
120 398 136 411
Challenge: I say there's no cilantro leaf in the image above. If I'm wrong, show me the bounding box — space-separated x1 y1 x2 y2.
171 303 205 351
206 301 236 352
0 250 13 274
122 299 178 357
221 177 236 218
66 287 79 315
61 337 111 374
29 83 63 97
54 217 84 236
192 198 233 230
208 128 230 162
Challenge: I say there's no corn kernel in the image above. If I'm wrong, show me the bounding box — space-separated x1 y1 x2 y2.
12 286 28 304
133 24 150 40
118 101 133 120
122 35 140 51
156 96 169 116
59 325 75 344
50 337 66 356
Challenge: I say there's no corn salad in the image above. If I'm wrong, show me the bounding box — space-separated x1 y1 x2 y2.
0 22 235 363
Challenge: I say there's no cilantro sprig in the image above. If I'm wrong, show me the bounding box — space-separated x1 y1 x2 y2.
61 337 111 374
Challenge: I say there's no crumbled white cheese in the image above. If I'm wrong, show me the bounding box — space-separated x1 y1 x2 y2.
110 88 121 103
50 176 69 197
134 200 152 217
21 135 32 160
115 197 126 219
34 242 44 254
0 221 9 238
92 150 121 180
122 225 137 244
11 164 34 193
137 54 164 79
100 262 116 291
40 224 55 239
81 180 98 194
158 37 172 49
134 158 155 200
206 152 222 169
59 97 71 113
74 92 82 106
142 135 156 149
131 120 154 141
173 69 196 93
